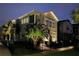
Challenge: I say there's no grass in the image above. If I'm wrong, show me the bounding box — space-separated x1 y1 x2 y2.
12 48 41 56
32 49 79 56
10 42 79 56
11 43 41 56
12 45 79 56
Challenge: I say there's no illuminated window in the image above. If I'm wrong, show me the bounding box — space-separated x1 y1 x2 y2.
21 17 29 24
21 19 24 24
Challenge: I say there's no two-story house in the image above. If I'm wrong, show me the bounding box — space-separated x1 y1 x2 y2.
17 10 59 44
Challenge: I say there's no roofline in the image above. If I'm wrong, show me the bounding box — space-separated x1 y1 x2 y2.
58 20 71 22
58 20 72 26
18 10 41 19
18 10 59 22
50 11 59 21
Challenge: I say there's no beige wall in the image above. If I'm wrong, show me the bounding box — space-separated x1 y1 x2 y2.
19 11 58 42
44 17 58 42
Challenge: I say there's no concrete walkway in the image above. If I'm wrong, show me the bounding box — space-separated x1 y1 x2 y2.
56 46 74 51
0 42 11 56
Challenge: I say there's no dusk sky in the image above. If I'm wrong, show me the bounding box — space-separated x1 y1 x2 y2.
0 3 79 25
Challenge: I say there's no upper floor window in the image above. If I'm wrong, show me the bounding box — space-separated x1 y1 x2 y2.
46 20 52 27
29 15 34 23
21 17 28 24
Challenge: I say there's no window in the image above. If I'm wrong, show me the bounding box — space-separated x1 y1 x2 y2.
24 17 29 24
21 19 24 24
46 20 52 27
36 15 40 24
67 27 70 30
52 22 55 28
29 15 34 23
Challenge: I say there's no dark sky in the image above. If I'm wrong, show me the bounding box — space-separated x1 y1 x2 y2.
0 3 79 25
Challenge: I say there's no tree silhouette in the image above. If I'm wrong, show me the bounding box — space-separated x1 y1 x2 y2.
71 8 79 24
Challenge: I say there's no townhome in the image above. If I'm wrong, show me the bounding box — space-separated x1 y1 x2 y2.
17 10 59 45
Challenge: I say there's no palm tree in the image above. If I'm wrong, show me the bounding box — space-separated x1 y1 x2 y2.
71 8 79 24
25 24 50 48
25 26 44 45
1 21 14 46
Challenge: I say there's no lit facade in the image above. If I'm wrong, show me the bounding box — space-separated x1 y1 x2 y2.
18 10 59 42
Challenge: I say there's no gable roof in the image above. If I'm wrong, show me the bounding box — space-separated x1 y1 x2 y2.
43 11 59 21
18 10 59 22
18 10 41 19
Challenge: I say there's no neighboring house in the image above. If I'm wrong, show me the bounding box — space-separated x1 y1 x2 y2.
57 20 73 46
73 24 79 46
18 10 59 43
